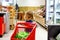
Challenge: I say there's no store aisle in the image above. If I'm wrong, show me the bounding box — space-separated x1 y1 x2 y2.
0 23 47 40
36 24 47 40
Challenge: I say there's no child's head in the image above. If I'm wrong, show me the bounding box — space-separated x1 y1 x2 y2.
26 11 33 20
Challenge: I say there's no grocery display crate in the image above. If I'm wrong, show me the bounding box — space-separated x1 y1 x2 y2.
11 22 37 40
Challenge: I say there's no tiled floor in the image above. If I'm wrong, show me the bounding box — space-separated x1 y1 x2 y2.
0 23 47 40
36 24 47 40
0 30 13 40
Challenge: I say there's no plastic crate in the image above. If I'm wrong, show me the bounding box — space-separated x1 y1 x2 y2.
11 22 36 40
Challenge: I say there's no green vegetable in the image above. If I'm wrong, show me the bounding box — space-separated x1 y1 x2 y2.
15 31 29 39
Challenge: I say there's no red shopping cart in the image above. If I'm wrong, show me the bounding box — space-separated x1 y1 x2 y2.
11 22 37 40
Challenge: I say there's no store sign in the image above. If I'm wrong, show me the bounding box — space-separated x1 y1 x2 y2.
2 0 14 6
5 0 13 3
2 0 13 3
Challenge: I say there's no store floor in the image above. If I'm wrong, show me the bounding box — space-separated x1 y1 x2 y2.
0 23 47 40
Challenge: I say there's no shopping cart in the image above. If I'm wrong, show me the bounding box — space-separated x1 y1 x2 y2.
11 22 36 40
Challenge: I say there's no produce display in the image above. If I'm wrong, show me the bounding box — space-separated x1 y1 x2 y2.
15 31 29 39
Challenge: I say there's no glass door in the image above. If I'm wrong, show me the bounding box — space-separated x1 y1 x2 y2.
55 0 60 24
46 0 54 25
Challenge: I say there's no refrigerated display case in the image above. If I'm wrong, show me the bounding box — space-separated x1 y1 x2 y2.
46 0 60 25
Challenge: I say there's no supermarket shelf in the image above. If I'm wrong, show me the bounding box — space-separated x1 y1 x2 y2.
33 13 48 30
36 21 48 31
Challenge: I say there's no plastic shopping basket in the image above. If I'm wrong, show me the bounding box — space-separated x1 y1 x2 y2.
11 22 37 40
